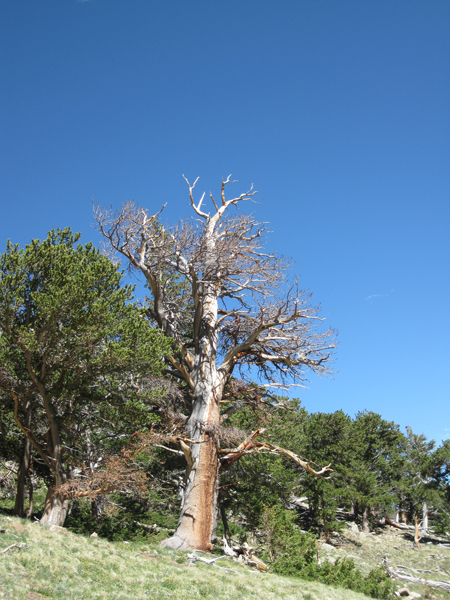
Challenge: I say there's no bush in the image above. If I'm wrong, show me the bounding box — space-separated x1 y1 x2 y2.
262 505 394 599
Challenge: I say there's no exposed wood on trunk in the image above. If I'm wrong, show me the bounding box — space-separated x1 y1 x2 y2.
422 501 428 532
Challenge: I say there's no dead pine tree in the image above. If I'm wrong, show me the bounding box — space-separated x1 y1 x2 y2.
94 175 337 551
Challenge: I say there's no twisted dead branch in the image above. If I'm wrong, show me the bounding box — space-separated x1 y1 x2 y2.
382 558 450 592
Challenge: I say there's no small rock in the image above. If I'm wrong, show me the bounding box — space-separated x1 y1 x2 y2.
90 532 98 538
346 522 359 533
321 543 335 552
410 593 421 599
398 588 411 596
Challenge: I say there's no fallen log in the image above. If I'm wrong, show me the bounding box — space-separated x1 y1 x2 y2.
382 558 450 593
187 553 227 565
187 552 237 573
0 543 25 554
231 542 268 572
385 516 412 531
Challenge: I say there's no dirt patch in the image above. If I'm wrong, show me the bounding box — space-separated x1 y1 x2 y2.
13 524 27 533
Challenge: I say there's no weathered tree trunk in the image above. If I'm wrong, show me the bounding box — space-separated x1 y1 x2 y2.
14 403 32 518
398 496 407 524
422 501 428 531
40 484 69 526
26 481 33 519
162 370 225 549
162 239 227 551
14 442 30 518
362 506 370 533
39 392 69 527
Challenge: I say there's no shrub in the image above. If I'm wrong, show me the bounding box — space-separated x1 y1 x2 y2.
262 505 394 599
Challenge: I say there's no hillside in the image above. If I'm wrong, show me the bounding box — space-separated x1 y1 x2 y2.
1 514 449 600
319 523 450 599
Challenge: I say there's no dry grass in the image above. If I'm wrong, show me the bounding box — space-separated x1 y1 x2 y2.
0 514 379 600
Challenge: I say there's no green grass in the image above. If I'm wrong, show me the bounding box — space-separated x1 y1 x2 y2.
0 515 379 600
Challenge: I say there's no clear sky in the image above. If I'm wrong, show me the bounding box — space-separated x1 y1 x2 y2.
1 1 449 445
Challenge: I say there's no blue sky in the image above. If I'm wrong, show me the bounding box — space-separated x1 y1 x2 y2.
1 1 449 445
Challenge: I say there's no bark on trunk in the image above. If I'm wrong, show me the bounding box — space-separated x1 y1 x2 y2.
398 497 407 524
40 485 69 527
37 390 69 526
14 404 32 518
26 482 33 519
14 452 29 518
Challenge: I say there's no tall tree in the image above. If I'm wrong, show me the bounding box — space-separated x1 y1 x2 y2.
0 229 170 526
429 439 450 533
398 428 436 528
95 176 336 550
399 431 450 532
301 410 351 539
344 411 405 532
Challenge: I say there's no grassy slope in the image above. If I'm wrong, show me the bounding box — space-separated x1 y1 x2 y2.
320 525 450 600
0 514 380 600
